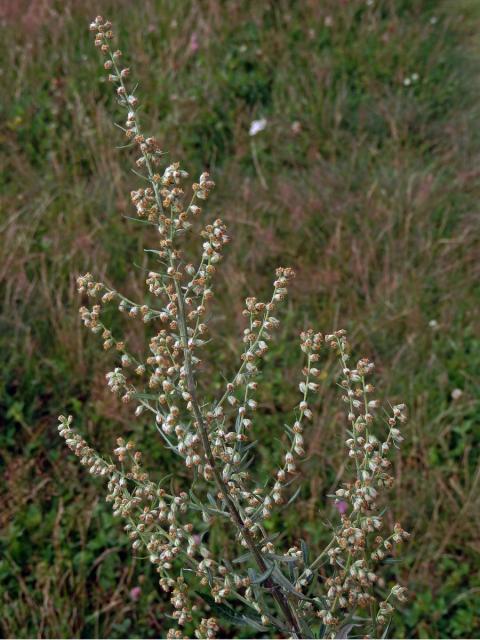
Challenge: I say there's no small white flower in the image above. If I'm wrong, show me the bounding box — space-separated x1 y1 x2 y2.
412 73 419 82
451 388 463 400
291 120 302 134
429 319 439 330
403 77 411 86
249 118 267 136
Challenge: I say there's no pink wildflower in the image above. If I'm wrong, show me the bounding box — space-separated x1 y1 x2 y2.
129 586 141 601
335 500 348 515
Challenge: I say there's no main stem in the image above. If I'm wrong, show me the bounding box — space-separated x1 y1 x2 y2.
102 27 301 638
174 280 303 639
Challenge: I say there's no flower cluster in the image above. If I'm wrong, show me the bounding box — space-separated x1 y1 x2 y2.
315 332 409 635
59 18 410 640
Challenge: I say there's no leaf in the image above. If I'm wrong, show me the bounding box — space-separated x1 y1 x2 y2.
201 594 242 624
239 453 256 468
155 425 179 453
122 215 156 226
240 615 269 632
207 492 218 508
239 440 258 454
232 550 253 564
287 559 296 583
158 473 173 487
384 557 405 564
144 248 166 257
132 392 159 400
266 553 298 564
336 623 358 639
381 619 392 638
298 615 314 639
285 485 302 507
201 594 268 631
300 539 309 565
271 567 315 602
187 494 228 517
260 610 290 635
205 566 214 588
283 422 294 436
248 563 274 585
188 490 201 506
130 168 150 181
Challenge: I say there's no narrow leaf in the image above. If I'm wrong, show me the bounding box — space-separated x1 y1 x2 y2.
272 568 315 602
249 563 274 585
301 539 309 564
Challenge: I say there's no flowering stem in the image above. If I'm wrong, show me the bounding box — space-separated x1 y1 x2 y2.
174 279 303 638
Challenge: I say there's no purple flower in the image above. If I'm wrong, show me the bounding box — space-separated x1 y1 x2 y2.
335 500 348 515
189 33 199 54
129 586 141 601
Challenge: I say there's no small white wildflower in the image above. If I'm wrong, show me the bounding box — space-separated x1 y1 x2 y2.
249 118 267 136
291 120 302 134
403 77 412 86
451 388 463 400
429 319 439 330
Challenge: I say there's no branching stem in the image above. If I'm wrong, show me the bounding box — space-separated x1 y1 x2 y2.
174 279 303 639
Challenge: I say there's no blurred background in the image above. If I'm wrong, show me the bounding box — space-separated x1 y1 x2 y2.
1 0 479 637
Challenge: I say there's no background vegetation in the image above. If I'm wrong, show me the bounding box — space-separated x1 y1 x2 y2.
1 0 479 637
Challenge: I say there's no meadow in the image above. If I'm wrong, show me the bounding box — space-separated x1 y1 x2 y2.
0 0 479 637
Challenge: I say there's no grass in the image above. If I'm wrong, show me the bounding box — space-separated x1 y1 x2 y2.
1 0 479 637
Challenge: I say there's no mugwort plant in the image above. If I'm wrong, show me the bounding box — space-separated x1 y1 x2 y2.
59 16 409 639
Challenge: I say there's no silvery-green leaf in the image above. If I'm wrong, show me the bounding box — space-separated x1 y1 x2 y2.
248 563 274 585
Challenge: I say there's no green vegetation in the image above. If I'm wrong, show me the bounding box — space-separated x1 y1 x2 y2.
1 0 479 637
